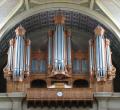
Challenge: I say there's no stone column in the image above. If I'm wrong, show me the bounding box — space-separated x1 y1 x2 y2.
8 92 26 110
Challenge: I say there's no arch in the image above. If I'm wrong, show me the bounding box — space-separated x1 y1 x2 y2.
73 79 89 88
30 79 47 88
0 2 120 41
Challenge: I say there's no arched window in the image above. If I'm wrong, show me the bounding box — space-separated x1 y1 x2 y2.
31 79 47 88
73 79 89 88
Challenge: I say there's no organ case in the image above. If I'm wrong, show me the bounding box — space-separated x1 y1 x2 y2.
3 16 116 101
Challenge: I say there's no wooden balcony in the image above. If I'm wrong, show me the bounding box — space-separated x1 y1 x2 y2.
27 88 93 101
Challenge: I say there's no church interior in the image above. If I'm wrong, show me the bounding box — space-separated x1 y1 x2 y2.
0 0 120 110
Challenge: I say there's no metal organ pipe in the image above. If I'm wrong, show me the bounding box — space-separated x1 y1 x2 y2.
25 39 31 75
106 39 112 71
89 39 94 78
94 26 106 80
13 26 26 81
53 16 65 71
66 31 72 67
7 39 14 71
48 30 53 66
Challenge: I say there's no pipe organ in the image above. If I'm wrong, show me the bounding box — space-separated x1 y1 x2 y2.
4 16 116 102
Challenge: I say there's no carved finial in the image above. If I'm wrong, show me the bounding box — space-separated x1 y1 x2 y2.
94 25 105 36
15 25 26 36
105 38 110 46
9 39 14 46
54 15 65 24
64 30 71 37
48 30 54 37
26 39 31 46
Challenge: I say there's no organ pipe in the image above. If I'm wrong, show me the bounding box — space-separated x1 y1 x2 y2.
7 39 14 71
106 39 112 71
13 26 26 81
48 30 53 66
66 30 72 67
89 39 94 78
25 39 31 75
89 26 114 81
53 16 66 71
94 26 106 80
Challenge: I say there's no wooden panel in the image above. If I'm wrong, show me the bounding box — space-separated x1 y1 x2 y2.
32 51 47 60
7 81 30 92
27 88 93 101
94 80 113 92
29 74 47 82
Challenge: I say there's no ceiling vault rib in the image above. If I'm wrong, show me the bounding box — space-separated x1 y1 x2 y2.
90 0 94 10
30 0 89 5
0 0 24 30
25 0 30 10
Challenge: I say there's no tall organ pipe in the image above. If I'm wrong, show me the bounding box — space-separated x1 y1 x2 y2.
106 39 112 71
13 26 26 81
48 30 53 66
66 31 71 67
6 39 14 71
53 16 65 71
25 39 31 75
94 26 106 80
89 39 94 79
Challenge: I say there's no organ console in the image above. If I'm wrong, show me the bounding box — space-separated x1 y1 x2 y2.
4 16 116 102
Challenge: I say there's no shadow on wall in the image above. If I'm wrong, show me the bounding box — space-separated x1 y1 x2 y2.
0 54 7 93
30 79 47 88
73 79 89 88
113 69 120 92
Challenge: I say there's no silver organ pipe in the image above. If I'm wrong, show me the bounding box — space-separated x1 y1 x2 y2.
53 16 66 71
25 39 31 75
13 26 26 81
7 39 14 71
94 26 106 80
89 25 113 81
106 39 112 71
66 31 72 67
48 30 53 66
89 39 94 78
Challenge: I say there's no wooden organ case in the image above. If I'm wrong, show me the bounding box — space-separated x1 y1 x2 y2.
4 16 116 102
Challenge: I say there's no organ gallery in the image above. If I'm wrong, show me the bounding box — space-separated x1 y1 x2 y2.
3 15 116 103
